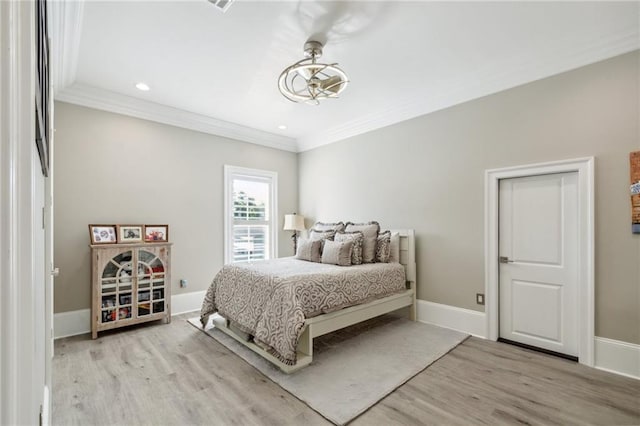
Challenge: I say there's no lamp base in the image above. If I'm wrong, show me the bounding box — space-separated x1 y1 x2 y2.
291 231 298 255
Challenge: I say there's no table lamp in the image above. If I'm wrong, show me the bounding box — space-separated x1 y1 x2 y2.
283 213 305 254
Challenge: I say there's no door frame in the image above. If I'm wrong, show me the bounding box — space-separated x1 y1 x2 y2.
1 0 51 424
484 157 595 366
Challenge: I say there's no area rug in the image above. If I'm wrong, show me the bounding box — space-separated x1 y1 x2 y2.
188 313 467 425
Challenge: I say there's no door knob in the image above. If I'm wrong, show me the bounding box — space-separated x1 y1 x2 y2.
499 256 514 264
51 267 60 277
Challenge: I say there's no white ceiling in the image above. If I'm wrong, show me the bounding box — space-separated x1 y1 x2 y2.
51 1 640 152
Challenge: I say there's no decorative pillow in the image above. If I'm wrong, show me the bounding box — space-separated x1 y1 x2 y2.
321 240 353 266
344 221 380 263
295 238 323 263
335 231 364 265
376 230 392 263
308 229 336 242
312 221 345 233
389 232 401 263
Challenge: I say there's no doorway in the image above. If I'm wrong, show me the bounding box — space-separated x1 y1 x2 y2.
485 158 595 366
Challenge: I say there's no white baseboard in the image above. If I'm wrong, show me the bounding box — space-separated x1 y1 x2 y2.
54 296 640 380
54 290 205 339
417 299 487 338
42 385 50 426
416 300 639 380
171 290 206 316
54 308 91 339
594 336 640 380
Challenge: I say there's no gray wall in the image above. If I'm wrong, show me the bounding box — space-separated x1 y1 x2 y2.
299 51 640 345
54 102 298 313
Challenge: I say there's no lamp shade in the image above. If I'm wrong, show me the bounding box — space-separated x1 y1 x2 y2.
283 214 305 231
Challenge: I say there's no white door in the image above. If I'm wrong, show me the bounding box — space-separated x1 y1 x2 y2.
499 172 578 357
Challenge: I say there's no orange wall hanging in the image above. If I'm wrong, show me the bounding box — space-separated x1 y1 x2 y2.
631 151 640 234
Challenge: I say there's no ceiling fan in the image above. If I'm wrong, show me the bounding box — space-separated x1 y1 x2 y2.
278 40 349 105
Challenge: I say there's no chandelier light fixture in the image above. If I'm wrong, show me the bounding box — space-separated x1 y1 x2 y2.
278 40 349 105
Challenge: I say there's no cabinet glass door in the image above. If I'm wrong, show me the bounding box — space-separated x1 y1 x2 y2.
138 250 165 316
101 251 133 323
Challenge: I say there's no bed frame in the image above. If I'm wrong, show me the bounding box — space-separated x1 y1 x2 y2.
211 229 417 373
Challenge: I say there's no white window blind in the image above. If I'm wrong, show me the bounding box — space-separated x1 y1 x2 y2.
224 166 277 263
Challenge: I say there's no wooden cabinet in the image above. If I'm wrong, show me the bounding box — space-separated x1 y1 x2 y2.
91 243 171 339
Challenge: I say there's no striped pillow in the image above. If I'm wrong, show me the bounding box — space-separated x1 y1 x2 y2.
295 239 323 263
321 240 353 266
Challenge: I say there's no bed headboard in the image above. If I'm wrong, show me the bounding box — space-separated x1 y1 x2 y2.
391 229 416 285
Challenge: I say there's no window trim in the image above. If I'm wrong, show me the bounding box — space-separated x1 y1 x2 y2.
224 165 278 264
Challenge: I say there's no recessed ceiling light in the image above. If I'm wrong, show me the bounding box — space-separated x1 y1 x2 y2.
135 82 150 91
278 125 287 130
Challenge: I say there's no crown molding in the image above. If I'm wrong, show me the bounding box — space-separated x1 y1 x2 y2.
49 0 85 94
297 30 640 152
50 4 637 155
56 84 298 152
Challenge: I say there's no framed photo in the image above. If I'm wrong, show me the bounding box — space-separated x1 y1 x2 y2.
144 225 169 242
117 225 144 243
89 225 117 244
119 294 132 305
35 0 50 177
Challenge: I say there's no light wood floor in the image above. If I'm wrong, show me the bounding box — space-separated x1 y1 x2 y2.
53 313 640 425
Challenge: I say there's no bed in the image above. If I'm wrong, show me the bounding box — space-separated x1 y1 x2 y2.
200 229 416 373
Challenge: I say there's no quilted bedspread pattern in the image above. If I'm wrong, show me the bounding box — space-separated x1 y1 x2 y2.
200 257 406 365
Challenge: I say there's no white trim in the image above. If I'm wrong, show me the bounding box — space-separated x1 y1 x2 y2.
53 309 91 339
48 5 638 154
42 386 50 426
594 337 640 380
223 165 278 264
54 291 206 339
171 290 206 316
1 1 42 423
484 157 595 366
48 0 84 94
296 32 638 152
56 84 297 152
416 300 486 338
415 300 638 381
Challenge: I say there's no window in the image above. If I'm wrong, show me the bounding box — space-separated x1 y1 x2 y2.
224 166 278 263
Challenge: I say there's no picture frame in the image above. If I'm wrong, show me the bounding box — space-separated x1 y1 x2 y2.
35 0 50 177
144 225 169 242
89 224 117 245
119 294 132 305
117 225 144 243
152 289 164 300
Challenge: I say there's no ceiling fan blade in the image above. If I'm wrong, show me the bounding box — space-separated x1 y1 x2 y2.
320 75 345 94
296 68 313 80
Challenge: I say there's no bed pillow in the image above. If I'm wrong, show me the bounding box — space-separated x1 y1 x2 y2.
295 238 323 263
312 221 345 233
335 231 364 265
321 240 353 266
389 232 401 263
308 228 336 242
344 221 380 263
376 230 392 263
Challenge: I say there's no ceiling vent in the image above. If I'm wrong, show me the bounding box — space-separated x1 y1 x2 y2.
208 0 235 13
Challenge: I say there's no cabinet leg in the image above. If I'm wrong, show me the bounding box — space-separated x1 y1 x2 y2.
166 314 171 324
92 330 97 339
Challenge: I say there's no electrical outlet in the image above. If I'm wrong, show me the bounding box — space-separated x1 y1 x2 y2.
180 279 188 288
476 293 485 305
